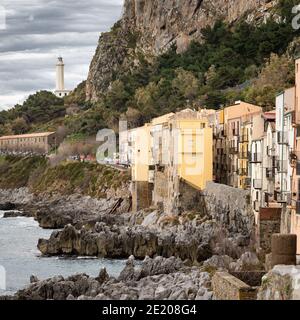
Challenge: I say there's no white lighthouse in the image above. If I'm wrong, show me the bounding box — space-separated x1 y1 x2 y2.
54 57 71 98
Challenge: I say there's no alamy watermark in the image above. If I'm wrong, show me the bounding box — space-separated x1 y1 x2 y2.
0 265 6 291
292 5 300 30
0 5 6 30
96 120 205 177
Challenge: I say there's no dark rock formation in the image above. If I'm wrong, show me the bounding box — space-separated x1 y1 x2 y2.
2 211 31 218
0 202 17 211
10 256 213 300
38 218 252 263
86 0 275 100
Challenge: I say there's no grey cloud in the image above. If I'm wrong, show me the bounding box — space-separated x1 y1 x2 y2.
0 0 123 109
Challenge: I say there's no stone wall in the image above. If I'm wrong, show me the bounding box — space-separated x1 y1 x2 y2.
153 180 255 239
131 181 153 212
202 182 255 236
259 207 281 253
152 170 169 209
212 272 258 300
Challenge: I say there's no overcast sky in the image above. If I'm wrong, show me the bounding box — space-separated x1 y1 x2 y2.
0 0 124 110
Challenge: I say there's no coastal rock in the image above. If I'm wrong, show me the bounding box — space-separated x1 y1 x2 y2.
0 202 16 211
37 218 252 263
12 257 213 301
203 255 234 271
30 275 39 284
257 266 300 300
0 188 33 206
34 196 131 229
3 210 31 218
229 251 264 272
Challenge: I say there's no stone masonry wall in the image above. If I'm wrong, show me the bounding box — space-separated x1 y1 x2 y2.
212 272 258 300
259 207 281 253
131 181 153 212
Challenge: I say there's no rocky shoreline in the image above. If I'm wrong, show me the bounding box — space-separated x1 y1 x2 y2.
0 188 131 229
0 186 264 300
1 256 213 300
37 220 252 263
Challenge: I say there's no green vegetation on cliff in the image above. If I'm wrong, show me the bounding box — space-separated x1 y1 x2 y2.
0 156 130 198
1 0 299 137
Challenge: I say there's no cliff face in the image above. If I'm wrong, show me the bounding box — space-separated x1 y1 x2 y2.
86 0 276 101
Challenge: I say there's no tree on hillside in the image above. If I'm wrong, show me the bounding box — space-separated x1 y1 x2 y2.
121 107 144 129
172 68 200 101
244 53 295 109
4 91 65 126
11 117 30 135
105 80 130 112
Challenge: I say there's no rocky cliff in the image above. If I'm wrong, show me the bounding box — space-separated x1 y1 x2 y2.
86 0 276 101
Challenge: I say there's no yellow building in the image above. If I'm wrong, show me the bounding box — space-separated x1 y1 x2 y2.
176 119 212 190
150 109 213 214
124 108 213 213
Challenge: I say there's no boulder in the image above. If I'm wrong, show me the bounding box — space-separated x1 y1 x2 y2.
0 202 16 211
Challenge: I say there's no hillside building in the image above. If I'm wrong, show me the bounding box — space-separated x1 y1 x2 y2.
0 132 57 155
120 109 213 213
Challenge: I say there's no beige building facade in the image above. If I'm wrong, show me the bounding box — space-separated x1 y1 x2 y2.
0 132 57 155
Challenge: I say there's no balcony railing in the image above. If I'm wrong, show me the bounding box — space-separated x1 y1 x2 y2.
297 201 300 215
238 168 248 176
267 146 275 157
266 168 275 179
277 131 288 145
276 160 288 173
253 179 262 189
244 177 251 189
148 170 155 183
239 135 249 143
253 200 260 212
239 151 249 160
297 162 300 176
229 147 239 154
297 125 300 138
250 153 262 163
275 191 291 204
232 129 239 137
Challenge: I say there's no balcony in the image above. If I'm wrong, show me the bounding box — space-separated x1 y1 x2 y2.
148 170 155 183
231 166 238 174
244 177 251 189
266 168 275 179
297 162 300 176
277 131 288 145
232 129 239 137
276 160 287 173
229 147 239 154
253 201 260 212
238 168 248 176
239 151 249 160
239 135 249 143
250 153 262 163
275 191 291 204
297 201 300 215
267 146 275 157
253 179 262 189
297 126 300 138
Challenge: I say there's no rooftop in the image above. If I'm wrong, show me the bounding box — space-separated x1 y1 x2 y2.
263 111 276 121
0 132 55 140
